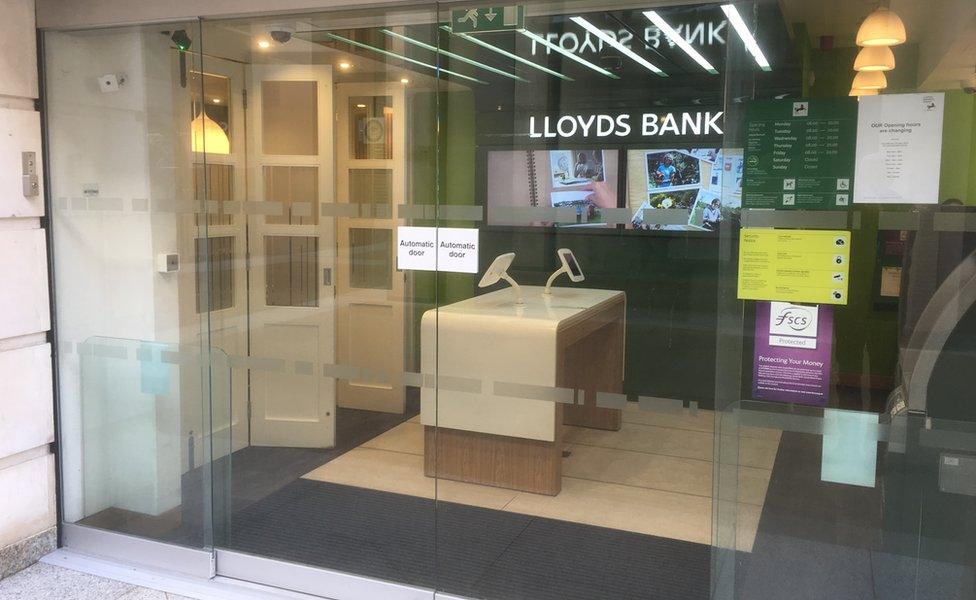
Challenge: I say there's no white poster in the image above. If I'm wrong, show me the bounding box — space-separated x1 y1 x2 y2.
853 92 945 204
397 226 479 274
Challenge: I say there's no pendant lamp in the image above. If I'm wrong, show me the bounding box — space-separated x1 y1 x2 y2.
852 70 888 90
856 7 907 47
190 112 230 154
849 87 879 97
854 45 895 71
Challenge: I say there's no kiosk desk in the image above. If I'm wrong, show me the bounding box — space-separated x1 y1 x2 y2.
420 286 625 495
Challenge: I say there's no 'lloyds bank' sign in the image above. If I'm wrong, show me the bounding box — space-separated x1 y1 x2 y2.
527 111 724 140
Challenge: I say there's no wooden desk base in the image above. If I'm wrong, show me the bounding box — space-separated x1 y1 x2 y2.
423 415 562 496
424 295 625 495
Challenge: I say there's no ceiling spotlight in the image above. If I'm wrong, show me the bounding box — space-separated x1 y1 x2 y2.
212 98 222 104
856 7 907 47
854 45 895 72
257 39 271 49
356 103 367 108
338 61 352 70
400 77 410 84
852 70 888 90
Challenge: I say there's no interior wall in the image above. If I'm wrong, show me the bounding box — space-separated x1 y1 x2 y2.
46 28 187 521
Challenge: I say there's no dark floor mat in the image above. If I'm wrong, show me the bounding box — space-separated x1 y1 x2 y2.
226 479 711 600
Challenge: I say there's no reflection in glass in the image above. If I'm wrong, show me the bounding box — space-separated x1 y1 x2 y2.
350 96 393 159
190 71 231 154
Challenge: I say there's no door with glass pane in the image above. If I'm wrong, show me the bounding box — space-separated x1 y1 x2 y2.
178 57 249 464
335 82 406 414
246 64 337 448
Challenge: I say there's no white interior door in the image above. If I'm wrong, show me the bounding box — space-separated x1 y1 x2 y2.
247 64 336 448
335 82 406 414
177 56 249 469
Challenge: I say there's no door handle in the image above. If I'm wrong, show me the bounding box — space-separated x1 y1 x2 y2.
322 267 332 286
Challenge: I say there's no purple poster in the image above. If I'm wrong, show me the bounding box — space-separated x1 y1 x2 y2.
753 302 833 406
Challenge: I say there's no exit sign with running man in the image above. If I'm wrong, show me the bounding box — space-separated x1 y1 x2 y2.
451 6 525 33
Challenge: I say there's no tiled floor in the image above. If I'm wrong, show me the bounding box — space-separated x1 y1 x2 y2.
0 562 191 600
303 404 779 551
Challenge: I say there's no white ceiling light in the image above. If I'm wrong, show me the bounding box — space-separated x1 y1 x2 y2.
856 7 907 47
854 45 895 72
519 29 620 79
643 11 717 74
569 16 666 77
324 32 486 85
852 70 888 90
380 29 529 82
720 4 771 72
441 26 573 81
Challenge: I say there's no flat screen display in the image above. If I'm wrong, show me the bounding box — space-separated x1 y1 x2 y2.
486 149 619 227
626 147 742 232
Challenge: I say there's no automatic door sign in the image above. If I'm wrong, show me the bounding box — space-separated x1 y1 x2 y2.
737 229 852 305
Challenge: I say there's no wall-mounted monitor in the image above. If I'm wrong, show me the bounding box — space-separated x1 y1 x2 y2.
626 147 742 232
486 149 620 227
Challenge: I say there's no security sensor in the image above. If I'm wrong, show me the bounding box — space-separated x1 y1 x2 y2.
170 29 192 51
156 253 179 273
543 248 585 295
267 25 295 44
98 74 120 93
478 252 524 305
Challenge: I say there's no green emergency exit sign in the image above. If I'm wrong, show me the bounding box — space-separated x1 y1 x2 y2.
451 6 525 33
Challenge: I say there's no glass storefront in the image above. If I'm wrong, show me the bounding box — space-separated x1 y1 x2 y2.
42 1 976 598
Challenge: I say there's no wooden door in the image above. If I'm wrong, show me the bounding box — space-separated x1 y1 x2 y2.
334 82 406 414
177 57 249 468
246 64 336 448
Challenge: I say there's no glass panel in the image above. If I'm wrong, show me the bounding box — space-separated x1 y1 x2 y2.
348 228 391 290
200 5 439 593
194 163 234 226
349 96 393 159
195 236 234 312
348 168 393 207
264 165 319 225
45 21 228 553
191 71 232 154
265 235 319 307
45 2 976 599
77 337 231 548
262 80 318 155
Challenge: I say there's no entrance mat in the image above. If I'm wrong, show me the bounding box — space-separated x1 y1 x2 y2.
225 479 711 600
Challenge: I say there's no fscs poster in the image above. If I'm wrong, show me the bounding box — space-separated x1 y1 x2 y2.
753 301 833 406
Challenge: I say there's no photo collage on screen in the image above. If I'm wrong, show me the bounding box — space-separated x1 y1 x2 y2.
626 148 743 231
484 147 741 230
485 149 619 227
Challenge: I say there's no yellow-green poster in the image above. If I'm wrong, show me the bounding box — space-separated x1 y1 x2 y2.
737 229 851 305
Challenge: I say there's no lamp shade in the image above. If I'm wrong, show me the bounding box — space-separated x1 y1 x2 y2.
190 113 230 154
849 87 879 97
854 45 895 71
856 7 907 47
852 70 888 90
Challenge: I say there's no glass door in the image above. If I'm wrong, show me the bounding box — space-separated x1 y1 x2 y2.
713 2 976 599
200 7 443 597
431 2 739 599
